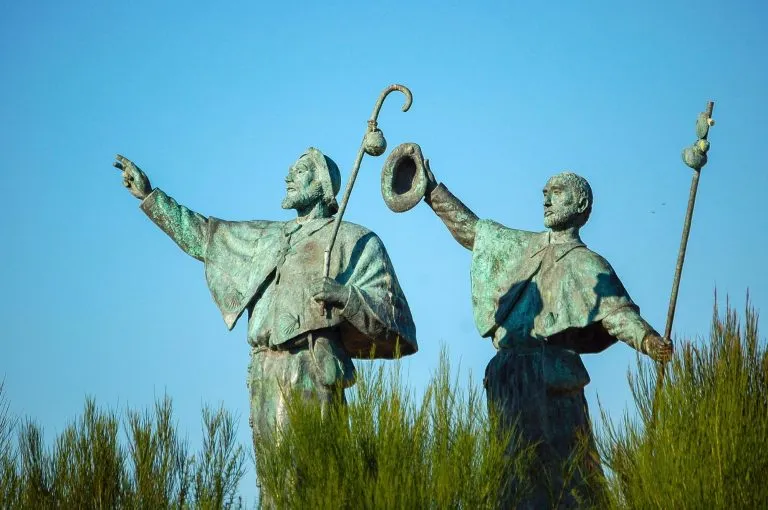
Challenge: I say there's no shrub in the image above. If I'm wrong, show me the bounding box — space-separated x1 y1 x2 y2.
599 296 768 509
253 349 537 509
0 390 246 510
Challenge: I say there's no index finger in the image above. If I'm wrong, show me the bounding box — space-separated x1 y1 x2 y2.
115 154 132 167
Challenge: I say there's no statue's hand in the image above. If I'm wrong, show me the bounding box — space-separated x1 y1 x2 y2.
643 334 674 363
309 277 351 309
113 154 153 200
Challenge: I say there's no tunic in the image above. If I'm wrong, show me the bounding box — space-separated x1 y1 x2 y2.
426 183 658 508
139 188 417 440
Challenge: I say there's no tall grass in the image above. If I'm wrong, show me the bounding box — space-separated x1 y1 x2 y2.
3 294 766 509
599 296 768 509
253 350 537 509
0 391 246 510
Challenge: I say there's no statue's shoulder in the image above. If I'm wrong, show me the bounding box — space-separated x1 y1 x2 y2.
332 220 389 255
477 219 542 248
207 217 284 242
337 219 379 240
564 244 616 275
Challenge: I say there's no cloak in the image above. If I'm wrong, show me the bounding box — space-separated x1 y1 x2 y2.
203 216 417 359
470 219 637 353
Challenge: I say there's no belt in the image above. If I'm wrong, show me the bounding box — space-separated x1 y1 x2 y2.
251 326 341 353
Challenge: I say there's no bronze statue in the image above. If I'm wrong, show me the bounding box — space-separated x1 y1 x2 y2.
112 147 417 448
381 144 672 508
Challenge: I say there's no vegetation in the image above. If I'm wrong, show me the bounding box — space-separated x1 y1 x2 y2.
0 391 246 510
2 296 766 509
253 350 536 509
598 296 768 509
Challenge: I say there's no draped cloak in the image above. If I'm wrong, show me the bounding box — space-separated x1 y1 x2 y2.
470 219 638 354
141 188 417 359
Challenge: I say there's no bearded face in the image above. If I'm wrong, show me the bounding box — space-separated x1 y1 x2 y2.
542 176 585 230
281 156 324 211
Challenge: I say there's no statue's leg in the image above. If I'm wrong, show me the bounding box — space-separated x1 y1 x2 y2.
544 389 603 508
485 349 551 510
248 332 353 506
248 331 352 437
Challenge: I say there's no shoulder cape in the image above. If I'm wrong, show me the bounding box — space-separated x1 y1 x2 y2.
203 218 417 359
470 219 636 353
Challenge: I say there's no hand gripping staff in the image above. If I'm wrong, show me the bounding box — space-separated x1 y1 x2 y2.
319 84 413 313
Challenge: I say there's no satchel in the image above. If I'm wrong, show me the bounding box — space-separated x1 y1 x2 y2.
542 347 590 395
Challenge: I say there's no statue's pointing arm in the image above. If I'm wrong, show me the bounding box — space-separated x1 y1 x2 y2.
422 161 479 250
113 155 209 261
141 189 209 261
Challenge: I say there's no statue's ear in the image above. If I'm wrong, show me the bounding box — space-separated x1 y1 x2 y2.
577 196 589 215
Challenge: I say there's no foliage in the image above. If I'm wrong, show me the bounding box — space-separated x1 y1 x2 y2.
599 296 768 509
253 349 537 509
3 296 767 509
0 390 246 510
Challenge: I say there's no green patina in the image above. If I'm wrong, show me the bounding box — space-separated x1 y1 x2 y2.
112 149 417 467
406 157 672 508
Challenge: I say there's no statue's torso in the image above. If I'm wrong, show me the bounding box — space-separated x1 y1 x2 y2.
246 218 344 348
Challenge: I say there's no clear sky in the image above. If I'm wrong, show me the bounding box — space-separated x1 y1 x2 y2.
2 0 766 505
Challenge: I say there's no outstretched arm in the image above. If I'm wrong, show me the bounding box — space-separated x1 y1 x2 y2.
422 161 479 250
113 155 209 261
140 189 209 261
602 307 673 362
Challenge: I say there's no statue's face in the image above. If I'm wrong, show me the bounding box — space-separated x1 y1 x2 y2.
543 176 583 230
281 156 323 210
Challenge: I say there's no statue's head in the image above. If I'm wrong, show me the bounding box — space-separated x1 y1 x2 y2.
281 147 341 216
542 172 593 231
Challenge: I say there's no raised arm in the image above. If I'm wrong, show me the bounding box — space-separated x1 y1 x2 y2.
422 161 479 250
113 155 209 261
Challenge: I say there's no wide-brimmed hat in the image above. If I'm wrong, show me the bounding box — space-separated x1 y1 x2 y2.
380 142 428 213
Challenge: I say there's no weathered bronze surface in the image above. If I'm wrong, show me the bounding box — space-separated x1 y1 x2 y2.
381 142 428 213
403 152 673 508
111 147 417 452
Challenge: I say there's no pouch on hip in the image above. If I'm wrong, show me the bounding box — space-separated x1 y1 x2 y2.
542 347 590 395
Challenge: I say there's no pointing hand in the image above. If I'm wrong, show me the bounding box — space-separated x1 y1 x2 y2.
113 154 153 200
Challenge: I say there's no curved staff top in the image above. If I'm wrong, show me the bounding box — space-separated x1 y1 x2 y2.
322 84 413 279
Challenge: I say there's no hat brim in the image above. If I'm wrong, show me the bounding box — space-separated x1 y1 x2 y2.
381 143 428 213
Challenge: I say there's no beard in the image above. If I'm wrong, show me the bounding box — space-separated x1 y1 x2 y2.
281 186 323 211
543 208 577 229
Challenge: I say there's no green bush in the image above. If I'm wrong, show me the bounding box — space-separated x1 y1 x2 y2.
3 295 766 509
0 390 246 510
599 296 768 509
253 349 537 509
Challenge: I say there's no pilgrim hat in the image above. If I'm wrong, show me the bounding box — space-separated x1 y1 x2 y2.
380 143 428 213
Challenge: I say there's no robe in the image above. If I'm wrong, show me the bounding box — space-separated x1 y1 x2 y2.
140 188 417 359
471 219 640 354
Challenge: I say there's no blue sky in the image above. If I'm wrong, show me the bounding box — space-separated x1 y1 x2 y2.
2 0 766 504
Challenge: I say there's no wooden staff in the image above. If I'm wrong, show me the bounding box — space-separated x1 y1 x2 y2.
653 101 716 416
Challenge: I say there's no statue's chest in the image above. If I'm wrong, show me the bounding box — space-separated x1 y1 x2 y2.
272 221 333 283
531 249 575 333
274 237 325 283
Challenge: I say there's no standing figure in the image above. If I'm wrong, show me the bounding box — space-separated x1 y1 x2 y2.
112 148 417 447
419 161 672 508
